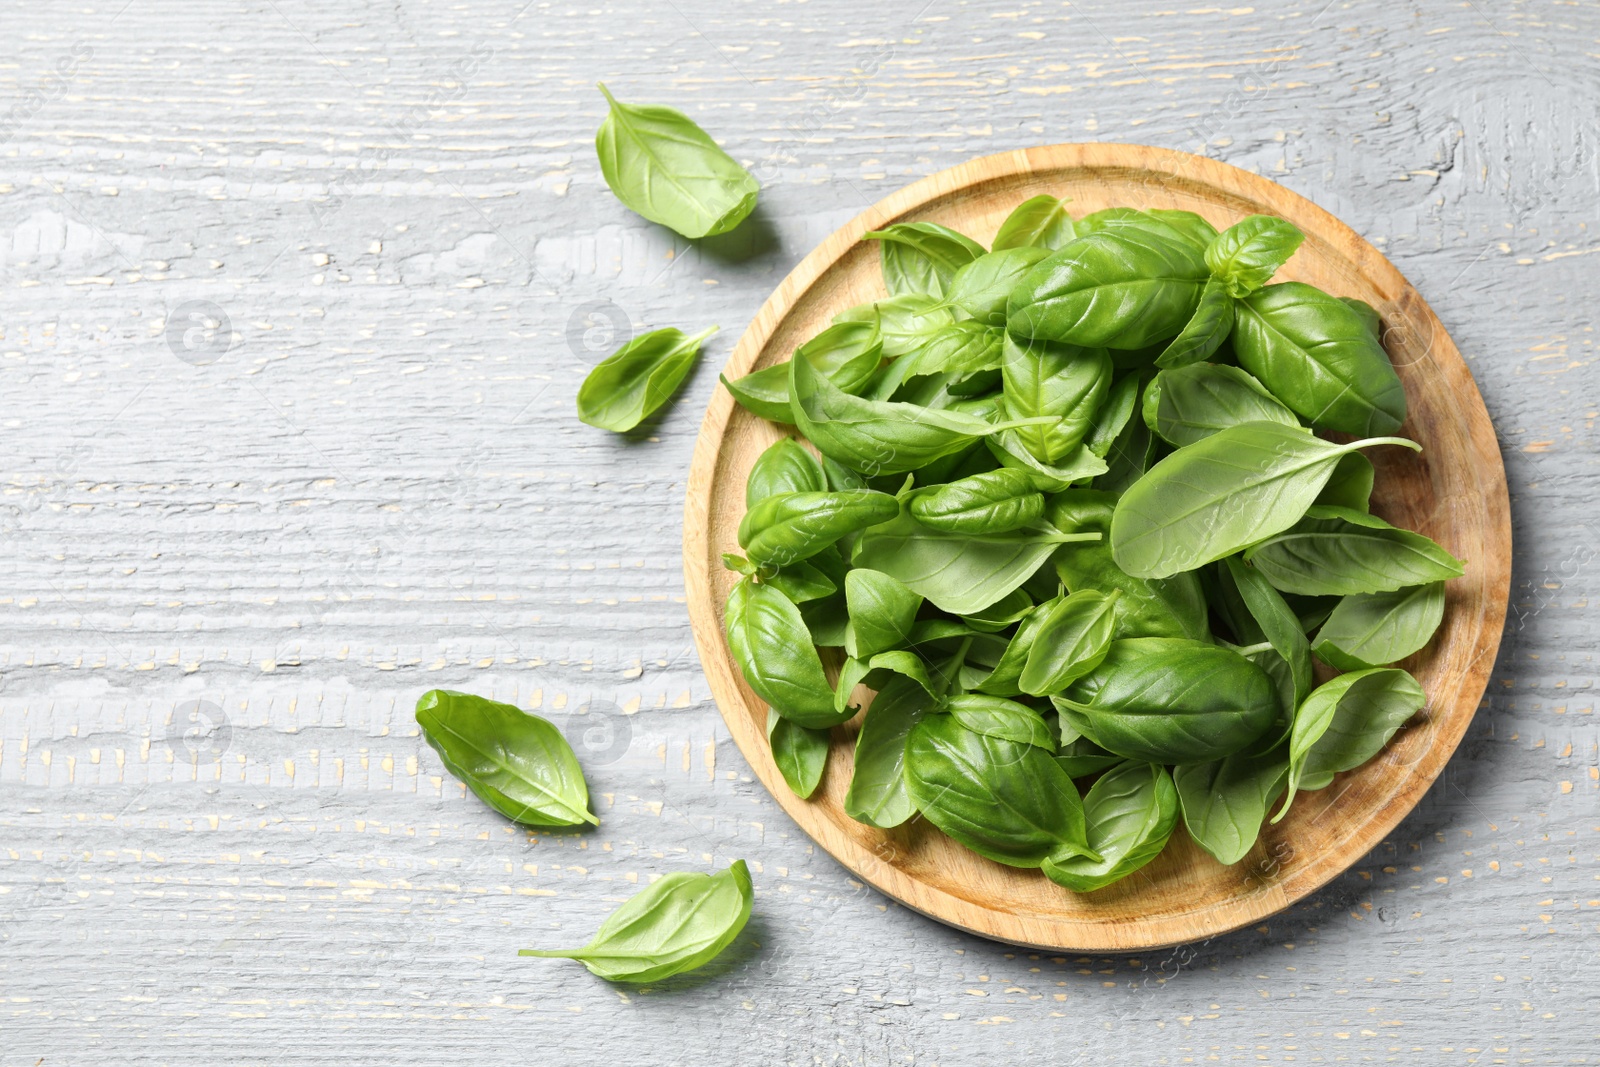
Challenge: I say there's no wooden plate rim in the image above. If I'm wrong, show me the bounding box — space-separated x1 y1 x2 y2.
682 143 1511 952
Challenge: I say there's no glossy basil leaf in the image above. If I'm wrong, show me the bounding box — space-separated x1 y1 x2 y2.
725 578 850 727
595 85 758 239
907 467 1045 534
1223 556 1314 709
948 246 1052 324
1244 505 1465 596
972 593 1060 696
1055 735 1123 778
1312 581 1446 670
844 567 923 659
745 437 826 506
1006 228 1209 350
1314 451 1375 512
1174 743 1289 865
1084 372 1141 459
868 322 1004 402
1054 638 1278 763
1147 209 1219 252
1277 668 1425 817
1019 589 1119 696
790 351 1052 476
853 507 1095 616
959 587 1034 633
768 709 829 799
904 713 1095 867
737 489 898 568
1141 362 1299 447
1154 277 1235 369
1000 333 1113 463
1109 421 1420 580
864 221 986 298
1042 761 1178 892
1232 282 1407 436
577 325 717 432
1341 296 1382 337
723 318 883 423
1204 214 1305 298
520 860 752 982
844 675 931 828
986 430 1110 492
834 294 957 358
946 694 1056 750
1048 490 1211 642
1092 379 1163 495
415 689 598 828
759 560 836 604
991 194 1077 251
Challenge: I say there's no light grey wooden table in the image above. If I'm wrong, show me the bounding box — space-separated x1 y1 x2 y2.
2 1 1595 1063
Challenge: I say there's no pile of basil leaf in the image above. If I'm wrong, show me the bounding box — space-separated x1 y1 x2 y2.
721 200 1464 890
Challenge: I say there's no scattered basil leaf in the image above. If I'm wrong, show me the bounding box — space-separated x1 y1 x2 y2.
577 325 717 432
595 85 758 239
1276 668 1425 818
768 709 829 800
416 689 598 827
520 860 753 982
1204 214 1305 298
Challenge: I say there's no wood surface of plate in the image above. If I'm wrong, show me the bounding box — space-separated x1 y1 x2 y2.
683 143 1511 951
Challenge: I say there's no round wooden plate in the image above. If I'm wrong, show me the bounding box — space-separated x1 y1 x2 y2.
683 143 1511 952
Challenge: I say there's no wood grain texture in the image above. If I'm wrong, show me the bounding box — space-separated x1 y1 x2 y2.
0 0 1596 1062
685 143 1511 952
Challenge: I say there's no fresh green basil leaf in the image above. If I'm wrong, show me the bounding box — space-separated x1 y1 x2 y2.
1084 372 1141 459
948 246 1052 324
1174 744 1289 865
577 325 717 432
768 709 829 799
759 560 836 604
1000 334 1113 464
866 322 1004 403
946 694 1056 751
959 587 1034 633
844 567 923 659
834 294 957 358
520 860 752 982
863 221 986 298
1276 668 1425 818
853 507 1095 616
1019 589 1120 696
904 713 1095 867
1146 209 1220 252
1244 506 1465 596
1204 214 1305 297
595 85 758 239
1223 556 1314 708
907 467 1045 534
1053 638 1278 763
844 675 932 828
1047 490 1212 642
1312 582 1447 670
985 430 1110 491
1154 276 1235 370
1042 760 1178 892
1054 734 1124 778
737 489 899 568
725 578 850 727
745 437 827 506
991 194 1077 251
790 351 1053 476
1232 281 1407 436
723 318 883 423
415 689 598 828
1006 228 1209 350
972 593 1060 696
1109 421 1420 579
1141 362 1300 447
1314 451 1375 512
